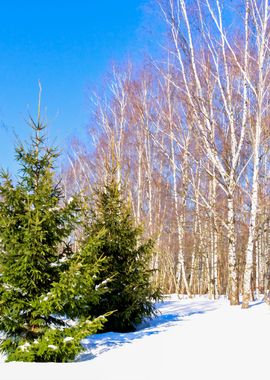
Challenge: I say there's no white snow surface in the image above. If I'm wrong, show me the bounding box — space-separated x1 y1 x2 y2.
1 295 269 379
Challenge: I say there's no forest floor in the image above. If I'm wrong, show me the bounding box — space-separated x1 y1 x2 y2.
1 294 269 379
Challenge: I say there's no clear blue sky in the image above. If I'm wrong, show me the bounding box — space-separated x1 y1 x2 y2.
0 0 146 173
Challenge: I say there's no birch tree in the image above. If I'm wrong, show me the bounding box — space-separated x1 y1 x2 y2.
157 0 255 304
242 0 270 308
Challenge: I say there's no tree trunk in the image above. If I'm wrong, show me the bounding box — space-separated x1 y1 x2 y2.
227 194 239 305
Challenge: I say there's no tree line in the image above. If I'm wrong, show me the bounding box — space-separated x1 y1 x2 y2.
65 0 270 308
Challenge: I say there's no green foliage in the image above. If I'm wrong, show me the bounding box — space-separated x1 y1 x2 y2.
2 315 107 362
31 232 110 321
0 115 107 361
82 176 161 332
0 106 160 361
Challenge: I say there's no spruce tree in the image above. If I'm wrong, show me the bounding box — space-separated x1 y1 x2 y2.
82 175 160 332
0 110 107 362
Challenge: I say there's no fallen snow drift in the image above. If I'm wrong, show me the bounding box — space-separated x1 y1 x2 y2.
1 295 269 380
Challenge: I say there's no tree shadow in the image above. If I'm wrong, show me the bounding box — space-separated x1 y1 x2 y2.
239 299 264 308
77 298 220 362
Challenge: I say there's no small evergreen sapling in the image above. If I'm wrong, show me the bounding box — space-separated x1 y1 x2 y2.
83 176 160 332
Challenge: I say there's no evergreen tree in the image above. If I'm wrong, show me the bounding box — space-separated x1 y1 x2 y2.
0 110 107 362
82 175 160 332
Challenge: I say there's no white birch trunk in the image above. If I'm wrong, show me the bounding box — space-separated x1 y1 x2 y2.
242 0 268 309
242 138 261 308
227 192 239 304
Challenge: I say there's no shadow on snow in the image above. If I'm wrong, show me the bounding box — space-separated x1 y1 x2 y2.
77 298 219 362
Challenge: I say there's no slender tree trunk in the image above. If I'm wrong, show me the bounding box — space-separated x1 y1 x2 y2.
242 0 266 307
227 192 239 305
171 140 190 296
242 146 260 308
210 170 218 299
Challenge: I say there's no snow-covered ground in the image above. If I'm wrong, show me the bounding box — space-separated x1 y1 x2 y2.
1 295 269 379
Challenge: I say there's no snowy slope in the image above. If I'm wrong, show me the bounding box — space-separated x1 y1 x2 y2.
1 295 269 380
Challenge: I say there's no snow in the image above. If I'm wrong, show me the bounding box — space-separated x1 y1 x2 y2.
18 342 31 352
1 295 269 379
63 337 74 343
47 345 58 350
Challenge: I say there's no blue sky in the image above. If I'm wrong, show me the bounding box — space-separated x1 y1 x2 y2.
0 0 146 173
